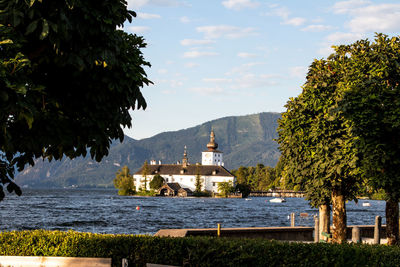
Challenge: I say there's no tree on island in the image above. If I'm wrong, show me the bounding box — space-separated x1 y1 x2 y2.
0 0 150 200
194 165 202 193
218 181 235 198
339 34 400 245
113 166 135 196
277 56 361 243
150 174 165 190
141 160 150 191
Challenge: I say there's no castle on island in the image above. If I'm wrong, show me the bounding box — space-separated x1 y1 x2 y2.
133 130 236 196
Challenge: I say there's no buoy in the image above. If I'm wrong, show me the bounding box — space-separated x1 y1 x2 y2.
136 206 140 210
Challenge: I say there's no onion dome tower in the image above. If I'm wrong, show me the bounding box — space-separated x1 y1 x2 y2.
202 129 224 166
206 130 218 151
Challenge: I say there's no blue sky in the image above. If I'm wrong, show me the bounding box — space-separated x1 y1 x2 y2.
122 0 400 140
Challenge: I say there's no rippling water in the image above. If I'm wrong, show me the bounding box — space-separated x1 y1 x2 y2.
0 189 386 235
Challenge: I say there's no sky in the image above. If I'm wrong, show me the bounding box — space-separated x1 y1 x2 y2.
122 0 400 140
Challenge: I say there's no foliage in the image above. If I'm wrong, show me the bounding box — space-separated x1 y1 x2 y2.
277 58 361 208
337 34 400 244
339 34 400 201
2 230 400 267
194 165 202 193
0 0 150 200
192 191 211 197
231 161 284 192
141 161 149 191
113 166 134 196
217 181 235 197
149 174 165 190
235 183 251 198
134 189 157 196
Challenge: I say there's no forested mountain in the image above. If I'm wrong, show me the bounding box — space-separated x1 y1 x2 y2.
15 112 281 188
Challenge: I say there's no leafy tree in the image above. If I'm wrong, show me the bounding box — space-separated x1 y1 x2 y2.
141 160 149 191
0 0 150 200
218 181 235 198
150 174 164 190
277 57 361 243
194 165 202 193
339 34 400 245
113 166 134 196
235 183 251 198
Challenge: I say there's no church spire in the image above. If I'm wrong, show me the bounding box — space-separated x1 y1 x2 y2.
206 129 218 151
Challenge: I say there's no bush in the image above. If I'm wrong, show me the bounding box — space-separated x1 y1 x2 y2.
1 230 400 266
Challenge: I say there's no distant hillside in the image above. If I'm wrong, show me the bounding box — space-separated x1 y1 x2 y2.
15 112 281 188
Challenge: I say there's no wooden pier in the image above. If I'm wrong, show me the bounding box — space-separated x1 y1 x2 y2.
249 189 305 198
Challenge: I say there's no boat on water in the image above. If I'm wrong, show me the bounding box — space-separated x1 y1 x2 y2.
269 197 286 203
362 202 371 207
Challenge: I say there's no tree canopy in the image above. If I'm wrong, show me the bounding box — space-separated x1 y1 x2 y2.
339 34 400 244
113 165 135 196
277 50 361 243
0 0 150 199
149 174 164 190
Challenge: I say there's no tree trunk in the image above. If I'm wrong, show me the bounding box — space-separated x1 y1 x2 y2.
331 189 347 243
386 199 399 245
319 204 331 241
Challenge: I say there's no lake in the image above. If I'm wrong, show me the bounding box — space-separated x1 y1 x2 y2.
0 189 386 235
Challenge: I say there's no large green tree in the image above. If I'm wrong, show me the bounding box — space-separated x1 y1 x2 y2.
0 0 150 200
113 165 135 196
277 57 361 243
339 34 400 245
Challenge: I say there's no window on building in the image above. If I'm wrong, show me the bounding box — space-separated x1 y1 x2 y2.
213 182 216 186
166 178 169 182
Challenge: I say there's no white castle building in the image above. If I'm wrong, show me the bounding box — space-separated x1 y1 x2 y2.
133 130 235 194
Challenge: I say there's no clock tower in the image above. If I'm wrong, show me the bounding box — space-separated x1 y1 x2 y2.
201 130 224 166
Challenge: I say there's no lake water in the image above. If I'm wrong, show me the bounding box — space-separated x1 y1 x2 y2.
0 189 387 235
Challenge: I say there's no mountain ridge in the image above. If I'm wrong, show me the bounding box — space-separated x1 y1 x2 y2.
15 112 281 188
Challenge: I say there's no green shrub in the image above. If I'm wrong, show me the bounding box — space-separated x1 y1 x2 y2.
1 230 400 267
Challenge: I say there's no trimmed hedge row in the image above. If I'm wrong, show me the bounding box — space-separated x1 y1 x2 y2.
1 230 400 266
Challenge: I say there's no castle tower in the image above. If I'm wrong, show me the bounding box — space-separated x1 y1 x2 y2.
202 130 224 166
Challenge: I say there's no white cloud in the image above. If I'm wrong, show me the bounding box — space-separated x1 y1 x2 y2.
333 0 371 14
183 51 219 58
332 1 400 33
283 17 306 27
325 32 363 44
289 66 308 78
301 24 333 32
197 25 257 39
237 52 257 58
128 26 150 33
268 5 306 27
184 62 200 68
180 39 216 46
180 16 190 23
158 69 168 74
137 12 161 19
222 0 260 10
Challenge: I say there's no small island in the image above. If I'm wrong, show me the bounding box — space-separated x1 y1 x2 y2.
114 130 237 197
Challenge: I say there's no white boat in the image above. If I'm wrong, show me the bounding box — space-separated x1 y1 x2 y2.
362 202 371 207
269 197 286 203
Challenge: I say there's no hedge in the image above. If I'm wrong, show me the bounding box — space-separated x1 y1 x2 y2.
1 230 400 266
